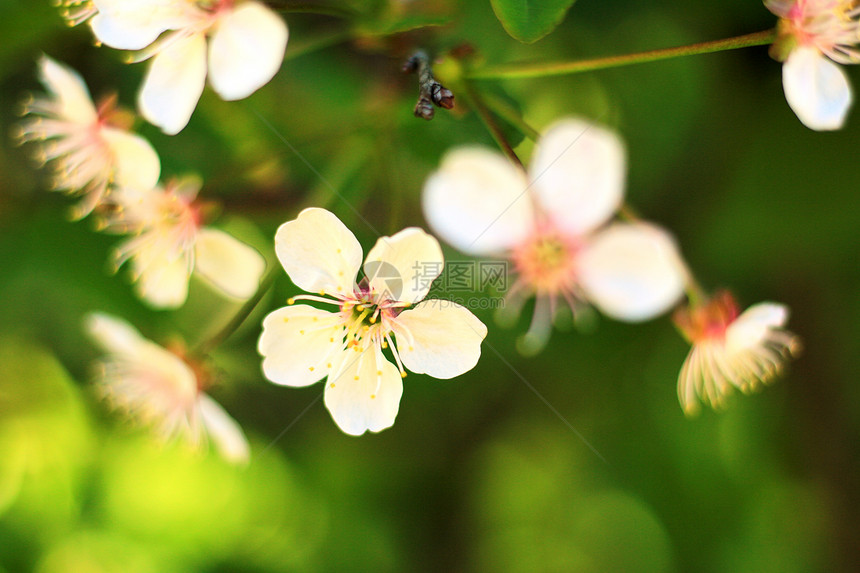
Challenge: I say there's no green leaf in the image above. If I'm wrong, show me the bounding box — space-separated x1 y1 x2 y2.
490 0 577 43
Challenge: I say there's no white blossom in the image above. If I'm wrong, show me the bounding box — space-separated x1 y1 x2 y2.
422 117 687 354
674 291 802 415
90 0 288 134
766 0 860 130
15 56 160 219
105 175 266 309
258 208 487 436
86 312 250 463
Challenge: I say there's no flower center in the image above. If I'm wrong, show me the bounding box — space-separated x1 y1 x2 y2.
338 291 399 354
511 230 579 294
779 0 860 57
673 290 740 344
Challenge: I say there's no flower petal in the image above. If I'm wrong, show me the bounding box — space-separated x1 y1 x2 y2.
194 228 266 300
528 118 626 236
208 1 288 101
197 394 250 465
138 32 207 135
85 311 148 355
393 299 487 379
364 228 443 304
90 0 198 50
258 305 344 387
274 208 362 297
323 349 403 436
133 254 191 309
422 147 534 255
725 303 788 352
37 55 97 124
783 46 852 131
578 223 686 321
101 127 161 190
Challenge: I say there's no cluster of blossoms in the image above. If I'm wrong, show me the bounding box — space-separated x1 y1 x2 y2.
9 0 812 460
19 56 266 310
422 117 801 414
18 55 267 460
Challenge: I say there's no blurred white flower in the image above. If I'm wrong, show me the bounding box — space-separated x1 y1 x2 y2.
106 175 266 309
89 0 288 134
674 291 802 415
422 117 687 354
86 312 250 463
15 55 160 219
766 0 860 130
258 208 487 436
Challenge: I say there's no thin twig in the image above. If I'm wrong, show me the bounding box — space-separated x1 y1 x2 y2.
462 82 523 168
469 29 777 80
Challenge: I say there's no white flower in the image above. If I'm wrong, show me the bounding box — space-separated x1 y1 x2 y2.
106 175 266 309
15 55 160 219
258 208 487 436
674 291 802 415
86 312 250 463
766 0 860 130
90 0 288 134
422 117 687 354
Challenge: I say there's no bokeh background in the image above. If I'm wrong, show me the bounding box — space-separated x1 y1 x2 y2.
1 0 858 571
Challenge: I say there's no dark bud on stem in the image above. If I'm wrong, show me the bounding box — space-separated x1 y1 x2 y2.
403 50 455 121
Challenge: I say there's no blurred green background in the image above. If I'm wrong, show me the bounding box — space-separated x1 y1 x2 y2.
1 0 858 571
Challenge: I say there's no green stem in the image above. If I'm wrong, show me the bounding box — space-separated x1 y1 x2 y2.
193 264 280 356
462 82 524 168
480 91 540 141
265 1 355 18
469 29 777 80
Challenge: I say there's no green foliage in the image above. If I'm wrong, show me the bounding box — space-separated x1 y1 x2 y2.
490 0 577 43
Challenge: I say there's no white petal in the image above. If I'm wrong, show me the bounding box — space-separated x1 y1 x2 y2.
90 0 198 50
528 118 626 235
134 254 191 309
323 349 403 436
100 127 161 190
274 208 362 297
37 55 97 124
783 47 852 131
194 228 266 300
138 32 207 135
197 394 250 465
393 300 487 379
364 228 443 305
208 1 288 101
578 223 686 321
422 147 534 255
725 303 788 352
85 312 148 355
258 305 344 387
